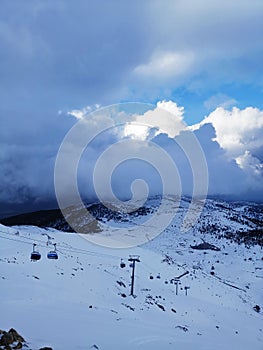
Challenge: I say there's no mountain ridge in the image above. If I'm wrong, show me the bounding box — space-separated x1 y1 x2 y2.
1 196 262 247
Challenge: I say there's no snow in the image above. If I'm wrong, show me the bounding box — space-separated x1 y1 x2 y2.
0 208 262 350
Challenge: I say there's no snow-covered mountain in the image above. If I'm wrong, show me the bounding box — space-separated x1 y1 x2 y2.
2 197 263 246
0 197 262 349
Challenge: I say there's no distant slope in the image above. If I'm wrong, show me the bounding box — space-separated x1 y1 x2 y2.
1 208 72 231
0 201 155 234
1 197 263 245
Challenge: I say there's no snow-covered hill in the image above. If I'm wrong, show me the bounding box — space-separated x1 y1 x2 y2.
2 197 262 246
0 198 262 349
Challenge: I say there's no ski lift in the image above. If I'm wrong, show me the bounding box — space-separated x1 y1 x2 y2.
164 280 168 284
120 259 126 268
47 243 58 260
31 243 41 262
149 274 154 280
156 273 161 279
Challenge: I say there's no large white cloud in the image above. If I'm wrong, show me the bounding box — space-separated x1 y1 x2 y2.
198 106 263 158
61 101 263 202
123 100 186 139
194 106 263 194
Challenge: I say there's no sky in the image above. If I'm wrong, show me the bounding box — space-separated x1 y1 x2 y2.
1 0 263 217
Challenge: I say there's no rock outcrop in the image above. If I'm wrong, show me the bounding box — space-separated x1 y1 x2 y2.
0 328 25 349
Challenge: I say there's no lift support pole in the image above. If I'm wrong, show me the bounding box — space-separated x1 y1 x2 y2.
128 256 140 296
174 271 189 295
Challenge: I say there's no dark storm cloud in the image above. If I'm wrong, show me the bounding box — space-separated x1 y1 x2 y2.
0 0 152 210
0 1 153 108
2 0 262 110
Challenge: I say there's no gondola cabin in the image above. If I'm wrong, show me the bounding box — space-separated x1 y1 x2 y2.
120 259 126 268
47 243 58 260
47 251 58 259
31 244 41 262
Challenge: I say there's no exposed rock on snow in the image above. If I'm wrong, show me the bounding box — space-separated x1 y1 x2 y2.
190 241 220 251
0 328 25 349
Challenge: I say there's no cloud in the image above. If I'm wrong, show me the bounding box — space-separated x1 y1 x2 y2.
0 143 56 203
2 100 263 208
192 124 247 197
67 104 101 120
204 94 238 111
127 0 263 97
123 100 186 139
56 102 263 206
195 106 263 195
133 50 195 82
199 106 263 158
1 0 263 109
1 101 263 217
1 1 263 112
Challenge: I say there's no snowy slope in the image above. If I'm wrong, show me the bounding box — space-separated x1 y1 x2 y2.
0 214 262 350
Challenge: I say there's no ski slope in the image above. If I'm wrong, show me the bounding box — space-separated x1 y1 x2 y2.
0 222 262 349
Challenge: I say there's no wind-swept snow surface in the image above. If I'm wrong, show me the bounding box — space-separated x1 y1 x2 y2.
0 219 262 349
